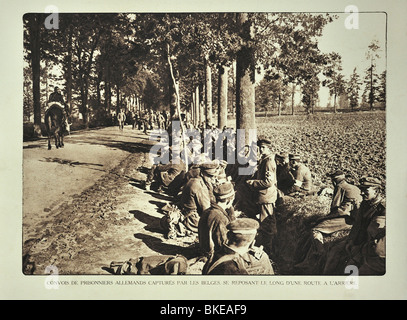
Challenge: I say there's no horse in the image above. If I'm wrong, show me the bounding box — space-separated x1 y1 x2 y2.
44 103 71 150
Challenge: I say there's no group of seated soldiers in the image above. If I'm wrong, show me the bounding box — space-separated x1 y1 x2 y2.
142 130 386 276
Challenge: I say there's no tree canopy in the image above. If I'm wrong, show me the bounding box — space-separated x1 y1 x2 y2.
23 12 384 134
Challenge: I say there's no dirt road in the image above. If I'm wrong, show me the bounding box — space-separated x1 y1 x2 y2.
23 125 200 275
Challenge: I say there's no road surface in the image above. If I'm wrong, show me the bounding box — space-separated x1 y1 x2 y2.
23 125 201 275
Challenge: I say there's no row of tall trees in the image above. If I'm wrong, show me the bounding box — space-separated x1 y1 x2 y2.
255 39 386 115
24 13 345 137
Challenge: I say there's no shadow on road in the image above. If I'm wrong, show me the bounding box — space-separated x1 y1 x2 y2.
41 157 104 167
23 143 46 149
133 233 198 259
129 209 162 232
68 135 154 154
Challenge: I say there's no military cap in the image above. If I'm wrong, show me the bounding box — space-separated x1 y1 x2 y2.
200 161 219 176
257 139 272 147
289 154 301 160
213 181 235 200
227 218 259 235
359 176 382 188
328 170 345 178
276 152 289 159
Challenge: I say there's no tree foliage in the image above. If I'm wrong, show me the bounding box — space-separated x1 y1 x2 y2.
24 12 349 130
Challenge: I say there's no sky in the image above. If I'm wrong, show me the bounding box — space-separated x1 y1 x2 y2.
317 11 387 106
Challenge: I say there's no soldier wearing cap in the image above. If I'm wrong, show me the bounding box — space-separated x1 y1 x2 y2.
294 170 364 273
311 170 363 243
285 153 314 196
202 218 274 275
245 138 278 258
275 152 294 195
144 146 186 195
178 160 221 233
323 176 386 275
198 181 236 256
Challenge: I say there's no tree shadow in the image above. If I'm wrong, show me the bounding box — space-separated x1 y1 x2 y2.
23 143 46 149
137 166 151 175
68 135 154 154
145 191 174 202
129 179 145 190
40 157 104 167
129 209 163 233
149 200 169 211
133 233 198 259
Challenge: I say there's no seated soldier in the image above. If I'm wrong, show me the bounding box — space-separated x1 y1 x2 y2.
144 146 186 194
198 181 236 257
293 170 363 274
202 218 274 275
311 170 363 244
178 161 220 233
285 153 314 196
275 152 294 196
323 176 386 275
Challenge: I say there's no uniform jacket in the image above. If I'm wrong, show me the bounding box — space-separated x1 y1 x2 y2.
202 245 274 275
198 203 235 255
330 180 363 216
348 196 386 273
289 163 312 191
49 92 65 104
179 176 212 215
250 153 278 204
157 161 185 187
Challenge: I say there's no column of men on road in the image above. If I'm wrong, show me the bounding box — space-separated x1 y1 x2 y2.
140 120 385 276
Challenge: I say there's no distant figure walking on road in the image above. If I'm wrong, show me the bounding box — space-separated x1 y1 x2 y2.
117 109 126 131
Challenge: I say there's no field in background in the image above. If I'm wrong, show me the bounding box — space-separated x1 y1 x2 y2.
253 110 386 189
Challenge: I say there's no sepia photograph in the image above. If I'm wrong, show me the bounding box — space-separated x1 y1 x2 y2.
1 0 407 300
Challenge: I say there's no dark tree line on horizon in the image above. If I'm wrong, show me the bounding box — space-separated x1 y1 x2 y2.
23 13 386 137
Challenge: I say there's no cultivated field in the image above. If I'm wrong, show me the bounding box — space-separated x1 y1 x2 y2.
256 110 386 189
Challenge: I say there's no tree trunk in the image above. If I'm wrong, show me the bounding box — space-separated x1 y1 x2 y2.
278 94 281 116
218 65 228 129
169 78 178 120
199 84 205 127
29 14 42 137
236 13 256 144
66 26 73 116
369 64 374 110
96 78 101 107
291 83 295 115
334 92 337 113
116 85 120 113
205 58 213 127
194 85 200 126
